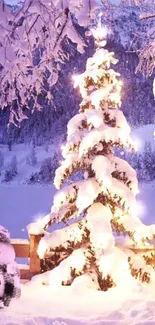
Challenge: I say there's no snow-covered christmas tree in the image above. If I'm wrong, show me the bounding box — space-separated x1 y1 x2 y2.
29 28 155 290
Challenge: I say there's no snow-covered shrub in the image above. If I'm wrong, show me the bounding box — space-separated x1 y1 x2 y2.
3 170 13 183
29 34 155 291
0 226 21 307
39 155 58 182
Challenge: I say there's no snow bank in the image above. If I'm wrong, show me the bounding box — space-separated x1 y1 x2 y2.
2 279 155 325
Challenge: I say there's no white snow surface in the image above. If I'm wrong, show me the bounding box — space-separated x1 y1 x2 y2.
0 143 58 185
86 203 114 252
76 178 101 212
2 280 155 325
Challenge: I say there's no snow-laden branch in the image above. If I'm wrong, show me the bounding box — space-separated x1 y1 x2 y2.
0 0 99 123
140 12 155 20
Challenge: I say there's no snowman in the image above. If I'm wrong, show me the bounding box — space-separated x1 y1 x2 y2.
0 226 21 307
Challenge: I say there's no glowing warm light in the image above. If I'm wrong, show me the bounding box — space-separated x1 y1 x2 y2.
134 200 147 220
132 135 142 152
134 233 142 244
54 190 67 207
33 215 46 228
72 74 81 83
72 74 84 90
61 145 65 151
91 26 108 41
135 188 140 195
72 74 78 81
37 239 47 259
99 254 113 276
110 92 121 104
120 260 129 272
100 176 112 190
34 216 44 224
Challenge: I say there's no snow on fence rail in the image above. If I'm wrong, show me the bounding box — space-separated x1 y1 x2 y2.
11 235 155 280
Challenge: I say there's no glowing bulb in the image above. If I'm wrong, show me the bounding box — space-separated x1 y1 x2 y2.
134 233 142 244
37 239 47 259
132 135 142 152
135 188 140 195
91 26 108 40
72 75 77 81
34 215 45 225
135 200 147 220
61 145 65 151
120 260 129 272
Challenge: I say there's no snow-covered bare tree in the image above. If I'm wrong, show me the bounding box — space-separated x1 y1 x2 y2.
28 29 155 290
102 0 155 77
0 0 154 124
26 147 37 166
131 0 155 77
0 0 99 124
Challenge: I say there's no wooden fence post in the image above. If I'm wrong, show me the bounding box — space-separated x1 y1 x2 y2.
29 234 42 276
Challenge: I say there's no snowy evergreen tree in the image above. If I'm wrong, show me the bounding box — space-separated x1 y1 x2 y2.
29 29 155 290
26 147 37 167
0 151 4 174
28 154 59 184
39 154 58 183
30 147 37 167
143 141 152 182
10 155 17 177
136 153 145 182
3 155 17 182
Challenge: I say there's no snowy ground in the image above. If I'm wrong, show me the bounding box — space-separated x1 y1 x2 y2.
0 142 58 184
1 279 155 325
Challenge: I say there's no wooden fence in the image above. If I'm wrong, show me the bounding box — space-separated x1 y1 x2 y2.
11 235 155 280
11 234 42 280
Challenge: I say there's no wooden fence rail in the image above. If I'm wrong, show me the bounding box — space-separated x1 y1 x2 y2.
11 235 155 281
